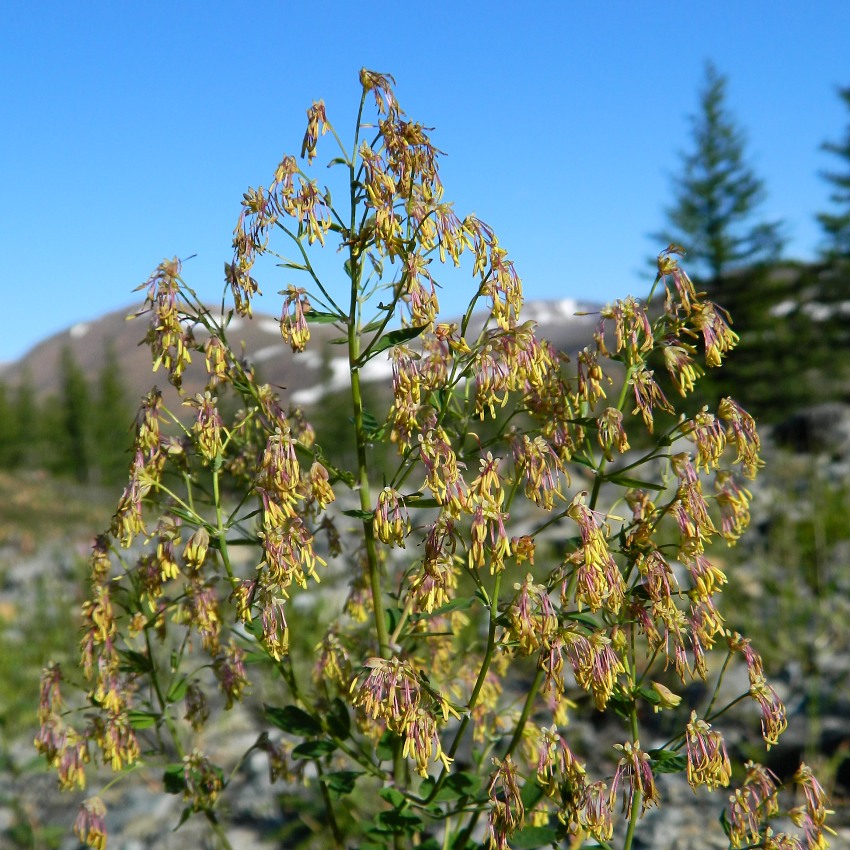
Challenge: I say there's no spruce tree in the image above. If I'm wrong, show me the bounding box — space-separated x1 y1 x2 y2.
94 341 134 486
653 62 784 289
56 347 94 483
817 85 850 259
10 370 41 469
0 382 16 468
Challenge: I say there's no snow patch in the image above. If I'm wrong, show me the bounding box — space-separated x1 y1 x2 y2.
258 318 281 335
521 299 597 323
253 345 284 363
771 299 797 318
70 322 90 339
291 353 393 405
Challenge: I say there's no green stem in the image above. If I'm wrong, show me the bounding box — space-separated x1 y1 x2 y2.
503 667 544 758
315 760 346 848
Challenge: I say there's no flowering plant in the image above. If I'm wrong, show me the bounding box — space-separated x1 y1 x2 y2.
38 70 833 850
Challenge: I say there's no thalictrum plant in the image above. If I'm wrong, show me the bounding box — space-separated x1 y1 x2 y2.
38 69 833 850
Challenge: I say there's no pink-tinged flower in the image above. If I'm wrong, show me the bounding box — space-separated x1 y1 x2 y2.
418 426 468 515
185 391 224 462
134 258 194 387
187 580 221 654
565 493 625 614
662 338 704 396
685 551 727 602
691 300 739 367
536 725 587 800
402 707 453 776
657 245 698 315
629 366 672 432
728 761 780 846
183 527 210 571
685 712 731 790
728 633 787 747
513 433 565 510
203 334 228 386
374 487 410 547
790 763 835 850
486 756 525 850
279 285 312 352
74 797 107 850
506 574 558 656
360 69 399 117
749 673 788 748
214 640 249 708
672 452 717 544
576 347 609 405
183 751 224 811
37 662 63 725
597 407 630 460
610 740 659 815
685 407 726 471
581 780 614 841
561 628 625 710
718 397 763 479
598 296 654 365
714 470 753 543
184 681 210 731
306 461 335 510
351 657 420 732
301 99 327 163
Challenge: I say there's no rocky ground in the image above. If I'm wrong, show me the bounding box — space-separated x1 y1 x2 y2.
2 404 850 849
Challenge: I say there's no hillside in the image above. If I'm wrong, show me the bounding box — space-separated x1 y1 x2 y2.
0 299 600 408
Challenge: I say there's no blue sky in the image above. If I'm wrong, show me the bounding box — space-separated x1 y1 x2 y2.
2 2 849 363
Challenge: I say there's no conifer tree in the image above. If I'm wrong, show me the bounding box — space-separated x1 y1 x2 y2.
93 341 133 486
0 382 15 468
817 85 850 259
56 347 93 483
10 370 40 469
654 62 784 288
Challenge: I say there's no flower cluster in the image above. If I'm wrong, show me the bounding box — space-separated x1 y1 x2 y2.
37 73 832 850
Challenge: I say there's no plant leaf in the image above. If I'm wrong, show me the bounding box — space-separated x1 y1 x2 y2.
327 698 351 740
264 704 322 737
292 739 337 759
163 764 185 795
359 325 428 365
304 310 344 324
510 826 559 849
127 710 159 729
320 770 363 798
605 473 666 492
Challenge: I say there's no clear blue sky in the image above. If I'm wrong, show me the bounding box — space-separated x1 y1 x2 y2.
2 2 849 363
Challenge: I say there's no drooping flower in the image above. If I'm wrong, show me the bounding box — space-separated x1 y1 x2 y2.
685 712 731 790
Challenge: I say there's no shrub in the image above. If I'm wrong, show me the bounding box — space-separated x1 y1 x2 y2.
37 70 833 850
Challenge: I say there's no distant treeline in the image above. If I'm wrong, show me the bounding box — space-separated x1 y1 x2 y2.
0 343 134 487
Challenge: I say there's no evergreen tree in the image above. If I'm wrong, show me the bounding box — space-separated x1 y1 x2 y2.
0 382 16 468
653 62 784 288
817 85 850 259
10 370 41 469
93 341 134 486
56 347 94 483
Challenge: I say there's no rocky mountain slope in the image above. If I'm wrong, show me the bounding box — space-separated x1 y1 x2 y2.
0 299 600 408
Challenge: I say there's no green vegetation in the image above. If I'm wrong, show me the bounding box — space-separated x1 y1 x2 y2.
0 343 134 487
31 69 836 850
652 61 784 284
1 63 848 850
817 85 850 259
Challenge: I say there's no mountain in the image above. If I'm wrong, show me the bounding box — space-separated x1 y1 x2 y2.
0 299 600 409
